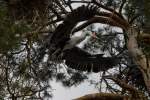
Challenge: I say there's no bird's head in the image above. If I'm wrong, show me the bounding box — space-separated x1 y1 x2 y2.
91 31 97 38
84 31 94 36
87 31 99 39
82 30 99 39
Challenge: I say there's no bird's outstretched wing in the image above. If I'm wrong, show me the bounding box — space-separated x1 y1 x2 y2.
63 47 119 72
48 5 98 53
35 5 120 72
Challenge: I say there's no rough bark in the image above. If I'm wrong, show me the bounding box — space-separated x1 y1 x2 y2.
127 27 150 94
74 92 147 100
139 33 150 44
74 93 128 100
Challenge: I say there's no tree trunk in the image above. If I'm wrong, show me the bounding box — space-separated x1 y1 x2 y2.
127 27 150 94
74 93 128 100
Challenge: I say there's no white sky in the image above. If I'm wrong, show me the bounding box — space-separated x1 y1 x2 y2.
51 73 99 100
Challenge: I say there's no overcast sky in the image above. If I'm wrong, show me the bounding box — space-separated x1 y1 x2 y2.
51 73 99 100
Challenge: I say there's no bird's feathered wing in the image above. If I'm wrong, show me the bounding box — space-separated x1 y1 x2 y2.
63 47 119 72
48 5 98 54
35 5 120 72
35 5 99 63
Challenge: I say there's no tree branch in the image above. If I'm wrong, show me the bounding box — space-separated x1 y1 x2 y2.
74 92 128 100
92 0 124 19
104 75 147 99
127 27 150 94
73 16 126 33
119 0 126 15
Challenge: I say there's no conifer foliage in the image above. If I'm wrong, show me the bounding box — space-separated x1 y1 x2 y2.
0 0 149 99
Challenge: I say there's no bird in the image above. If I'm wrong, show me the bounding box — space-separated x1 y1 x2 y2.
44 5 98 60
63 30 97 51
34 5 120 73
51 30 98 59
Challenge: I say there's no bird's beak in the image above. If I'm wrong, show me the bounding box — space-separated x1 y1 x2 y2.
92 32 99 39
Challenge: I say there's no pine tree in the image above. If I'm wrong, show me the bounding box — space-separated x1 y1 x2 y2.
0 0 149 99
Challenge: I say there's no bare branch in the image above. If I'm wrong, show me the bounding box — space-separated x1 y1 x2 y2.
104 76 138 92
129 14 141 24
73 16 126 33
5 67 14 98
66 0 73 11
92 0 124 19
104 75 147 99
67 0 91 4
49 5 62 19
119 0 126 15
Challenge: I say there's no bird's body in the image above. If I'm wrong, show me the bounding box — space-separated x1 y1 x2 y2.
51 31 92 59
36 5 119 72
63 32 88 51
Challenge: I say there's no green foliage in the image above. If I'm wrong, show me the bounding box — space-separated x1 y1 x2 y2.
0 4 30 53
124 0 144 21
144 0 150 24
0 0 149 99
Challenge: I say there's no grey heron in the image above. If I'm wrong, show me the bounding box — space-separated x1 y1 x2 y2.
51 30 98 59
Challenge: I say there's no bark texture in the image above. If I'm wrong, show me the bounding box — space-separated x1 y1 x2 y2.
127 27 150 94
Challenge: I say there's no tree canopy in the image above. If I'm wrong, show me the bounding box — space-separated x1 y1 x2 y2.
0 0 150 99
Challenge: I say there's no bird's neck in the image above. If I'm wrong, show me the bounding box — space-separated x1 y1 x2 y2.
80 32 87 38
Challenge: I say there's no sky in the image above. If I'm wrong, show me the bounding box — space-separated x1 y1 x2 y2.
51 73 99 100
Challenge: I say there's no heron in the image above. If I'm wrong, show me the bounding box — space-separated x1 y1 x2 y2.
51 30 98 59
